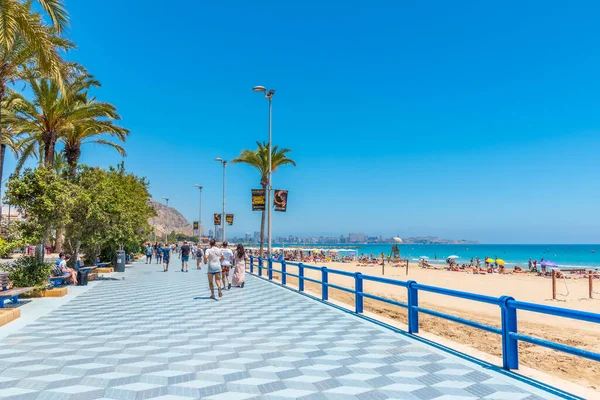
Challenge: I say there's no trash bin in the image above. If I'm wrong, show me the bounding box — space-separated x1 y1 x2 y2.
77 270 89 286
115 250 126 273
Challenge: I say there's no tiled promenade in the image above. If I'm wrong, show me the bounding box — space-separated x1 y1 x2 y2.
0 259 561 399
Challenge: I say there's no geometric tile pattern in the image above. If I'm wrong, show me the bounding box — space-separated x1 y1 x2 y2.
0 259 561 399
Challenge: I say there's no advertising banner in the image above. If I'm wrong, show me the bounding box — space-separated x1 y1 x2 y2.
274 190 288 212
213 214 221 226
226 214 234 225
193 221 198 230
252 189 266 211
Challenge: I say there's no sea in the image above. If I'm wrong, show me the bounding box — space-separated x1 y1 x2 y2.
272 244 600 270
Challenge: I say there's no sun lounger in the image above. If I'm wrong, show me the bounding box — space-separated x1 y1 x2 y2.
1 272 34 308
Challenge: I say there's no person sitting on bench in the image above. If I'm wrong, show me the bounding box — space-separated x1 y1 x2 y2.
54 253 77 285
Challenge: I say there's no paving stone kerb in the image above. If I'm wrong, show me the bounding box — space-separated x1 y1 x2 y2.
0 259 562 399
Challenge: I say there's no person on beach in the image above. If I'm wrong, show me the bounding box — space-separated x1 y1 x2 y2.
528 258 533 271
196 246 203 269
221 241 233 290
180 241 191 272
232 244 246 288
162 244 171 272
204 239 224 299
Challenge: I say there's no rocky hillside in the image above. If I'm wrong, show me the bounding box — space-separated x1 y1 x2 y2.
149 200 193 237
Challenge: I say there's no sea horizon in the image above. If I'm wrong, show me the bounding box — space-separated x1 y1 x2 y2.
250 243 600 270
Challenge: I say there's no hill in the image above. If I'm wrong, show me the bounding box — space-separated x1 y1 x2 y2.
148 200 193 237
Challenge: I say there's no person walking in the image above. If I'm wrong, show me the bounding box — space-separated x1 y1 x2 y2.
162 244 171 272
180 241 191 272
221 241 233 290
156 243 163 264
196 246 204 270
232 243 246 288
145 243 153 264
204 239 224 299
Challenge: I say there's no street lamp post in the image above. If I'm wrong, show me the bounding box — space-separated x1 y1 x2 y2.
215 158 227 242
163 197 169 243
194 184 203 239
253 86 275 258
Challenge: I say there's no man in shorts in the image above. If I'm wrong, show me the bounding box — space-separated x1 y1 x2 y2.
180 241 191 272
163 244 171 272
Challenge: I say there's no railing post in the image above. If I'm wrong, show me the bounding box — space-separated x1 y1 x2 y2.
322 267 328 301
299 263 305 291
250 256 254 274
500 296 519 370
407 280 419 334
258 257 262 277
355 272 363 313
281 259 287 285
268 258 273 280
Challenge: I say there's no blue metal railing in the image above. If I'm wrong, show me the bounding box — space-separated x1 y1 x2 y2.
249 256 600 371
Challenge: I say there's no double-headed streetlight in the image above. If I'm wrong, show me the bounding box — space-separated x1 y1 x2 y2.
214 158 227 241
194 184 203 239
253 85 275 258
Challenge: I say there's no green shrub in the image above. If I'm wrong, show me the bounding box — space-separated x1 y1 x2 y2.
0 237 25 259
0 256 53 289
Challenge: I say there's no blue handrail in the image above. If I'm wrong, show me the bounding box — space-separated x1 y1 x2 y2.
248 256 600 371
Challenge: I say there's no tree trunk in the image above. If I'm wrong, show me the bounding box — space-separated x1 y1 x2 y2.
0 81 5 229
259 209 266 257
42 130 57 168
0 143 5 230
55 228 63 253
64 145 80 180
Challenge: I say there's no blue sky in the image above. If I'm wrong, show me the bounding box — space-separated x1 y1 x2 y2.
6 1 600 243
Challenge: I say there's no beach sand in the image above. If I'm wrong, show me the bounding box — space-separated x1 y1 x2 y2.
257 260 600 391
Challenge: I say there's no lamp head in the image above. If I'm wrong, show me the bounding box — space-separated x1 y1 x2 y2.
253 85 266 93
215 158 223 162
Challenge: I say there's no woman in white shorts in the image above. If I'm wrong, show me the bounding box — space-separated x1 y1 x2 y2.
204 239 224 299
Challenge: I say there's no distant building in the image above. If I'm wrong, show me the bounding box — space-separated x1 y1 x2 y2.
253 231 260 242
208 229 214 238
215 226 222 241
349 233 367 243
245 232 251 242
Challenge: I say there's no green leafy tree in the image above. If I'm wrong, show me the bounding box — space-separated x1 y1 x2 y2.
231 141 296 256
4 167 73 259
64 164 155 264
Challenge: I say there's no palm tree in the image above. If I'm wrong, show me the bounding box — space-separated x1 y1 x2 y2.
61 109 129 179
13 74 127 174
0 0 72 184
231 141 296 256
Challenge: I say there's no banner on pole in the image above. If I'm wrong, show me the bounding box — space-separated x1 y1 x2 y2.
213 214 221 226
193 221 198 230
274 190 288 212
226 214 234 225
252 189 266 211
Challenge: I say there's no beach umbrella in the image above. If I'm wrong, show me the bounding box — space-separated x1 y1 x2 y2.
394 237 403 243
485 258 495 263
496 259 505 265
541 260 558 267
448 255 459 259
